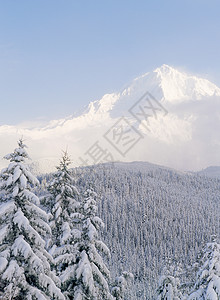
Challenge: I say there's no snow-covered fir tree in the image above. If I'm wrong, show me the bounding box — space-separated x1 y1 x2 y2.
0 139 64 300
156 265 182 300
111 271 133 300
72 188 113 300
156 274 181 300
46 151 80 299
187 239 220 300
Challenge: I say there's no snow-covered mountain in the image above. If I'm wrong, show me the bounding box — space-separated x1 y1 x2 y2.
1 64 220 173
197 166 220 178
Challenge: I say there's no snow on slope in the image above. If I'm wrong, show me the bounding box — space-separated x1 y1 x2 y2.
0 64 220 173
197 166 220 178
156 64 220 102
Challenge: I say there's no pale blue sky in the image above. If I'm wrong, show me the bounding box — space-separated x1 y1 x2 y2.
0 0 220 125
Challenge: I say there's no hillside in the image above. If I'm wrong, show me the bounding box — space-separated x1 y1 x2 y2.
197 166 220 178
37 161 220 299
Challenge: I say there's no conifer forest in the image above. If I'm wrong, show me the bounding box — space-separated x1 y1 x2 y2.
0 141 219 299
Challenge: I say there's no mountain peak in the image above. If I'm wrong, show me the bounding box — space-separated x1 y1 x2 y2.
154 64 176 73
118 64 220 106
152 64 220 102
0 64 220 173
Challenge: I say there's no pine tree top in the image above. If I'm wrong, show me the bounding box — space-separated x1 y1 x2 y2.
56 150 71 172
4 139 30 163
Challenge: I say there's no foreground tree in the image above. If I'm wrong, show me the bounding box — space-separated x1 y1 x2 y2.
72 188 113 300
188 239 220 300
46 151 80 299
0 140 64 300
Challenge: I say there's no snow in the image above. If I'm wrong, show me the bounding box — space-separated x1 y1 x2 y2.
155 64 220 102
2 259 23 281
28 287 48 300
6 174 13 186
93 216 104 229
206 281 218 300
0 201 15 218
60 265 75 283
20 173 27 188
197 166 220 178
38 273 65 300
55 205 62 219
7 162 16 171
87 221 97 241
13 208 45 247
32 216 52 235
188 241 220 299
76 251 95 295
187 290 202 300
12 185 19 197
13 208 30 229
0 257 8 273
91 261 109 290
71 228 82 239
12 235 32 259
213 274 220 296
23 190 40 205
26 202 48 220
60 222 71 244
0 224 9 244
48 244 57 256
95 240 110 257
13 166 22 183
73 289 83 300
54 253 76 266
0 65 220 172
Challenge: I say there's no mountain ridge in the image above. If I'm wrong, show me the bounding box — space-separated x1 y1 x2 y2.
0 64 220 173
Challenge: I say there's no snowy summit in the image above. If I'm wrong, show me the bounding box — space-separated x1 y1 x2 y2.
0 65 220 173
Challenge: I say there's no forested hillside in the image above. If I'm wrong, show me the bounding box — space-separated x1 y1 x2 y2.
37 162 220 299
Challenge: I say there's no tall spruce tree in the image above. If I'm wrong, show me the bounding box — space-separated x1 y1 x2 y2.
188 239 220 300
0 139 64 300
72 188 113 300
47 151 80 299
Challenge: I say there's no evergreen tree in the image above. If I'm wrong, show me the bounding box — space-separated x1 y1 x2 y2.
0 140 64 300
156 265 182 300
188 239 220 300
72 188 113 300
47 151 80 299
111 271 133 300
156 274 181 300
